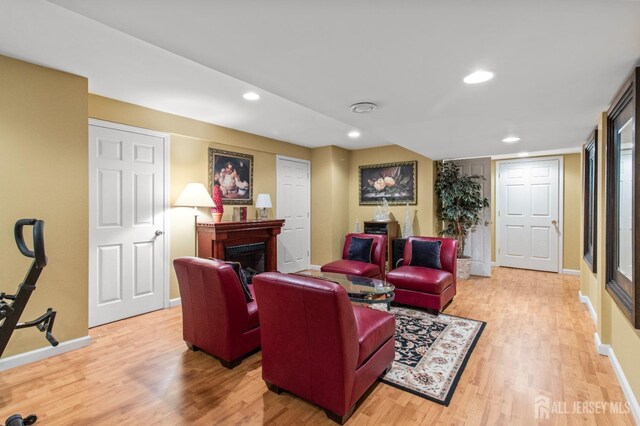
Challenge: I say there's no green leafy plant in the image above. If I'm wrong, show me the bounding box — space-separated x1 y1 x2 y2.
435 162 490 258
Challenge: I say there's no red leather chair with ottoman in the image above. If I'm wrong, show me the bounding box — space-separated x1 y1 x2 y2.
173 257 260 368
252 272 395 424
386 236 458 313
321 233 387 279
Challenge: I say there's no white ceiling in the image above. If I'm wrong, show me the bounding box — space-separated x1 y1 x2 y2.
2 1 640 159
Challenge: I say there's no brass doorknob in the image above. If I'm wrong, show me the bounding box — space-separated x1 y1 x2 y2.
551 220 557 225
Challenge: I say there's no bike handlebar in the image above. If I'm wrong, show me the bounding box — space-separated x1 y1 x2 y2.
14 219 47 268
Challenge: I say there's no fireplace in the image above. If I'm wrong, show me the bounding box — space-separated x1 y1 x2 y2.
225 242 266 283
196 220 285 275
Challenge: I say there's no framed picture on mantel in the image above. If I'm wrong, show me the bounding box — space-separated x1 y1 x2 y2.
359 161 417 205
208 148 253 205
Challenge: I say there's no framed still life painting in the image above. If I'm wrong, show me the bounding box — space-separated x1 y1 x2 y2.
359 161 417 205
208 148 253 205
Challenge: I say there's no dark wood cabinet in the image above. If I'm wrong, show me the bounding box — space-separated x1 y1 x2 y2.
363 220 398 270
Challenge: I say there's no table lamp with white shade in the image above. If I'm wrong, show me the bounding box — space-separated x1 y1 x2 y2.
175 182 215 254
255 193 272 220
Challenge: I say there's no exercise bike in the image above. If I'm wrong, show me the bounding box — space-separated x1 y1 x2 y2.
0 219 58 426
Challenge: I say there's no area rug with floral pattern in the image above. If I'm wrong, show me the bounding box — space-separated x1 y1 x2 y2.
379 306 485 406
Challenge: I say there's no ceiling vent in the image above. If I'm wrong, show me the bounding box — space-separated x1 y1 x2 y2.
350 102 378 113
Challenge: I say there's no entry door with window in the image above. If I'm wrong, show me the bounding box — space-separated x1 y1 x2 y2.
89 122 167 327
276 156 310 273
452 157 492 276
497 158 561 272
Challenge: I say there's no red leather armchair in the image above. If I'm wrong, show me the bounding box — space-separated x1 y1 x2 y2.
386 237 457 312
321 233 387 279
173 257 260 369
252 272 395 424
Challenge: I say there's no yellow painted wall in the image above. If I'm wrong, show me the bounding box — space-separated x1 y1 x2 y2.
610 304 640 399
310 146 350 265
490 153 582 270
595 113 607 339
89 95 311 299
332 146 351 256
0 55 88 357
310 147 333 265
580 111 640 405
563 153 581 270
431 163 441 235
348 145 436 240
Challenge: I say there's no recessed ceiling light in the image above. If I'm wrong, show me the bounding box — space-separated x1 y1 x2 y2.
348 130 361 139
243 92 260 101
350 102 378 113
502 136 521 143
463 70 494 84
518 152 529 157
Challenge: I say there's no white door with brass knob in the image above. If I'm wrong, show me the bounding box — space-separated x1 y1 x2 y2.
89 120 169 327
496 157 561 272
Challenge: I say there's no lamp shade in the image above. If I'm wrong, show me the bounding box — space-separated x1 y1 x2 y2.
255 193 272 209
175 183 216 208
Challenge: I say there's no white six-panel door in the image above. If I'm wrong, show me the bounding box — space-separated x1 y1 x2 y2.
276 156 310 273
452 157 492 277
89 122 167 327
497 158 561 272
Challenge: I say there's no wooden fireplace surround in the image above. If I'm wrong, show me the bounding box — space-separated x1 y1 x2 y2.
196 220 285 272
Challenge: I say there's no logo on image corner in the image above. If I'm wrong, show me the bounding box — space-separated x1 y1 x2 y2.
535 395 551 419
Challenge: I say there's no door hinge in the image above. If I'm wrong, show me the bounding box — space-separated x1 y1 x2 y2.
307 251 310 257
498 248 501 254
307 212 309 218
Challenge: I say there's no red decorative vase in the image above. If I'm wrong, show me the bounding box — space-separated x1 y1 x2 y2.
211 185 224 223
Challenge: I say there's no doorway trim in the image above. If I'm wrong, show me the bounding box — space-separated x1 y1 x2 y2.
276 155 311 270
495 155 564 273
88 118 172 313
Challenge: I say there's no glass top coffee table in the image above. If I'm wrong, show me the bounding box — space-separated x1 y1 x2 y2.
292 269 395 310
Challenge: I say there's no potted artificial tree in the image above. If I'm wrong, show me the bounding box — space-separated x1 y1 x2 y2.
435 161 489 279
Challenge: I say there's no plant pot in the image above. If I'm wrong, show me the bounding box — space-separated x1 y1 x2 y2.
456 256 472 280
212 212 223 223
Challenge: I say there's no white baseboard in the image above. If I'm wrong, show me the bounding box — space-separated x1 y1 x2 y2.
610 348 640 425
578 291 598 325
169 297 181 307
594 332 610 356
491 261 499 267
309 264 321 271
562 268 580 276
0 335 91 372
595 332 640 425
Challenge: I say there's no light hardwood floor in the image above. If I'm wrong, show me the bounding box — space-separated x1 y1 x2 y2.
0 268 634 425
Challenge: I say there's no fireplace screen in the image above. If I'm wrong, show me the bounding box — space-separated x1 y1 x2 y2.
225 242 266 283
